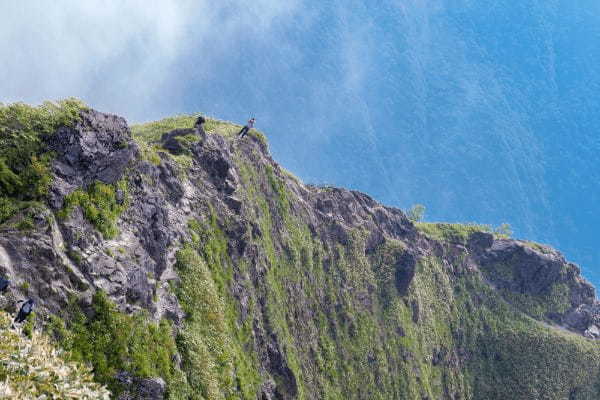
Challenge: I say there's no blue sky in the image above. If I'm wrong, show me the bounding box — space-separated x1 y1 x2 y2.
3 1 600 288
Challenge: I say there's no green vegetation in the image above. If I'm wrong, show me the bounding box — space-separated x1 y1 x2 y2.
478 258 574 321
522 240 553 254
417 221 514 242
454 275 600 399
132 114 266 149
47 291 181 396
174 134 201 152
130 114 199 143
407 203 426 222
131 115 199 170
19 281 30 293
0 310 110 399
223 144 600 398
235 154 450 398
21 312 35 339
0 99 85 224
494 222 513 238
416 222 493 243
15 216 34 231
0 197 17 222
131 114 271 175
67 248 83 265
58 179 128 239
173 245 232 399
266 164 290 214
169 216 261 399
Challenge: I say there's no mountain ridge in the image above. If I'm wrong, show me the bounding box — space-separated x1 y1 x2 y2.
1 102 600 399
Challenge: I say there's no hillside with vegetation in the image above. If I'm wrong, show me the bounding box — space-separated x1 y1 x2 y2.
1 101 600 399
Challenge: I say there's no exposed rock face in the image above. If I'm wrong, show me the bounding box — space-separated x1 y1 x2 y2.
394 250 417 296
2 107 600 399
0 208 89 314
565 303 600 334
469 236 598 331
48 109 137 208
476 239 592 301
116 372 166 400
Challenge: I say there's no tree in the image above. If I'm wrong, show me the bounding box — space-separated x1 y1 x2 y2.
495 223 513 237
407 204 425 222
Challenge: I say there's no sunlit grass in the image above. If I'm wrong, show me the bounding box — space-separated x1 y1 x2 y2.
0 311 110 399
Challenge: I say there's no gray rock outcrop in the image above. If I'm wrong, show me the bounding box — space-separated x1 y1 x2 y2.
48 109 136 208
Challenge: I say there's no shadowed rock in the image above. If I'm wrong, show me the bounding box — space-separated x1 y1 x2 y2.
395 251 417 296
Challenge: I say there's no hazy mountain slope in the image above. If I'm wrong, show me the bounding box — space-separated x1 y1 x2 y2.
1 102 600 399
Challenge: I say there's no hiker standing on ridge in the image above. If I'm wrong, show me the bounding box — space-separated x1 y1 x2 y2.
237 117 255 139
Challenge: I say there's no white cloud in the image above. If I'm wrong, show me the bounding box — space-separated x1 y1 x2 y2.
0 1 302 119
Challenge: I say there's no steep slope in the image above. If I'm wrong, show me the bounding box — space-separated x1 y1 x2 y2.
2 102 600 399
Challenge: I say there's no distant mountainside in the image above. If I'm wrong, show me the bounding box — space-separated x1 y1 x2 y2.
2 101 600 399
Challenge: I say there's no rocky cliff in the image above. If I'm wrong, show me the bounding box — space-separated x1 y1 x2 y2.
2 102 600 399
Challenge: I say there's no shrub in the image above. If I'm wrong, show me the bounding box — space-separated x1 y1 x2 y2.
0 311 110 399
67 248 83 265
59 180 128 239
48 291 179 396
22 312 35 338
15 216 34 231
0 197 17 223
407 204 426 222
0 99 85 223
495 223 513 238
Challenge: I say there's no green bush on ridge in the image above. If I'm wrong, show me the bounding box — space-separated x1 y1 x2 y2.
0 99 85 223
406 204 426 222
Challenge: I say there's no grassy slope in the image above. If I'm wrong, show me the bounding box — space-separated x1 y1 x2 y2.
129 115 600 399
